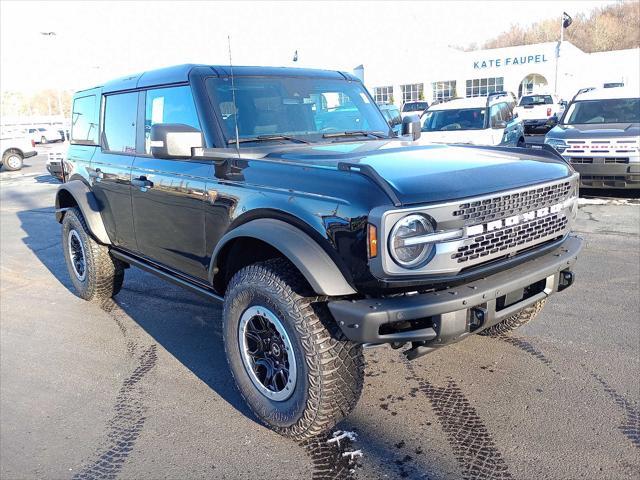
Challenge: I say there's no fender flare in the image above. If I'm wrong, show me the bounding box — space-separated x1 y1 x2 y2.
55 180 111 245
210 218 357 297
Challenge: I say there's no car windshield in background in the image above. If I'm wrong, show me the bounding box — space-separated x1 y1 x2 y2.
206 76 389 145
519 95 553 106
564 98 640 124
402 102 429 112
422 108 486 131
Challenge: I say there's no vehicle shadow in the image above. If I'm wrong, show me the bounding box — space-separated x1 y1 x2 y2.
17 206 451 479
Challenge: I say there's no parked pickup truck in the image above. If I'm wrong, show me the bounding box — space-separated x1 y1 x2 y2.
515 93 565 134
1 133 37 171
55 64 582 440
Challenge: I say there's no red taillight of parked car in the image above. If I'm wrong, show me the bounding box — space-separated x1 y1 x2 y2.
547 107 552 117
31 139 35 147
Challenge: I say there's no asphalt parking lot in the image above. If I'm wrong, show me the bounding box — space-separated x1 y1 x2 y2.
1 147 639 480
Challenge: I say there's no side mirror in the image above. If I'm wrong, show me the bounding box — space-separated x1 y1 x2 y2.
493 120 507 130
151 123 203 159
401 115 421 141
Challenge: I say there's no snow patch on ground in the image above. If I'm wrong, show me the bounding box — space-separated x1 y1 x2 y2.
578 198 634 206
327 430 358 446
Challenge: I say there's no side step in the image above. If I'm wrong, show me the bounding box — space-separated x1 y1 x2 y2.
110 250 223 303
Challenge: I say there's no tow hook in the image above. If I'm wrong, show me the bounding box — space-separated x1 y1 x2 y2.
469 307 487 331
558 269 575 291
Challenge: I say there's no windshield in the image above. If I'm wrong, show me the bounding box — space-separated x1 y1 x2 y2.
402 102 428 112
421 108 486 131
564 98 640 124
206 76 390 145
519 95 553 106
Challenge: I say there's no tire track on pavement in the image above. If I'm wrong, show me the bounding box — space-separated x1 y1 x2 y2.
405 361 513 480
72 301 157 479
592 373 640 449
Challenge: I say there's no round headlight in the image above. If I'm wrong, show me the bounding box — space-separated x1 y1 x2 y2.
389 214 435 268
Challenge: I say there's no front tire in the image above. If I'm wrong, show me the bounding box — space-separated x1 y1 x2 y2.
478 299 546 337
223 259 364 440
2 151 23 171
62 207 124 301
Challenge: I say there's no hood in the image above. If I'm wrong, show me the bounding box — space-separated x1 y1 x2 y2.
255 140 573 206
547 123 640 139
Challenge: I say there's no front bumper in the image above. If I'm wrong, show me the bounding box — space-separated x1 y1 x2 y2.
567 160 640 189
329 235 582 356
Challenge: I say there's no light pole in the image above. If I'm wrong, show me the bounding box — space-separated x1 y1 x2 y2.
39 31 64 118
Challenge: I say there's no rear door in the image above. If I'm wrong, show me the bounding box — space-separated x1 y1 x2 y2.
130 85 211 280
501 102 522 146
89 91 138 249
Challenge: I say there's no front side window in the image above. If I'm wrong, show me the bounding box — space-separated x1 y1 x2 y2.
564 98 640 124
144 86 201 154
71 94 98 145
422 108 486 131
206 76 389 145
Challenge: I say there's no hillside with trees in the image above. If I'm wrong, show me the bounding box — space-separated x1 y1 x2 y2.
471 1 640 53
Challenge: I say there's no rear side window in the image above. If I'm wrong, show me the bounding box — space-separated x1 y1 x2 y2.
143 86 201 154
71 95 98 145
102 92 138 153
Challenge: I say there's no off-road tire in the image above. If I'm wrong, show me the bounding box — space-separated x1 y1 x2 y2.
2 151 24 171
61 207 124 301
478 299 546 337
223 258 364 440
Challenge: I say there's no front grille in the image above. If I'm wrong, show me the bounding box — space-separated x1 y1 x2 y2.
569 157 630 164
452 214 568 263
452 181 572 226
565 137 640 156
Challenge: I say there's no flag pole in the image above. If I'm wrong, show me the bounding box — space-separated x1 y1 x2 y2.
554 13 563 94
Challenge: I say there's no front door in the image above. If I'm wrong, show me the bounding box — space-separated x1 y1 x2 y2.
130 85 210 280
89 91 138 249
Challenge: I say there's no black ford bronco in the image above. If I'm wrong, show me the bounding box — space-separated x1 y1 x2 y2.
56 64 582 439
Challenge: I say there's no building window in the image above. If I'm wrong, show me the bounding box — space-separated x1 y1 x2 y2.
401 83 424 103
432 81 457 103
374 86 394 104
465 77 504 97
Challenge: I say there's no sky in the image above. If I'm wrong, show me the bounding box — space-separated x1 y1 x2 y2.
0 0 621 93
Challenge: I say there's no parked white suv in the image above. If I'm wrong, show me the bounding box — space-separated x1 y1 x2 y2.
1 133 37 171
515 93 566 134
420 92 525 147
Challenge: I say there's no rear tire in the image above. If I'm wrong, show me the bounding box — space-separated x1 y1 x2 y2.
223 258 364 440
2 151 23 171
61 207 124 301
478 299 546 337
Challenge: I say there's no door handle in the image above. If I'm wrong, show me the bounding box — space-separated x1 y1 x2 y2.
131 176 154 190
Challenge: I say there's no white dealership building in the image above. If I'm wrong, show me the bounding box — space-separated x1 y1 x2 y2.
360 41 639 106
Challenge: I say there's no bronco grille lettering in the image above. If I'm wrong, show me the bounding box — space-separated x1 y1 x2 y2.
466 201 564 236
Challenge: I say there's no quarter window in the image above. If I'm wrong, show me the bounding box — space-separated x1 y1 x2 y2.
102 92 138 153
374 86 394 104
432 81 456 103
400 83 424 103
144 86 201 154
71 95 98 145
466 77 504 97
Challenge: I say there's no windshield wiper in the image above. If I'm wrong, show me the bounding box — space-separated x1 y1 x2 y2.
227 135 311 145
322 130 387 140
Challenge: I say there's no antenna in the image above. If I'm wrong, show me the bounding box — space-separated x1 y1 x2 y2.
227 35 240 157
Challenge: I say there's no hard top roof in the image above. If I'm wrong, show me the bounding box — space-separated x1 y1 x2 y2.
79 64 360 94
575 86 639 101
